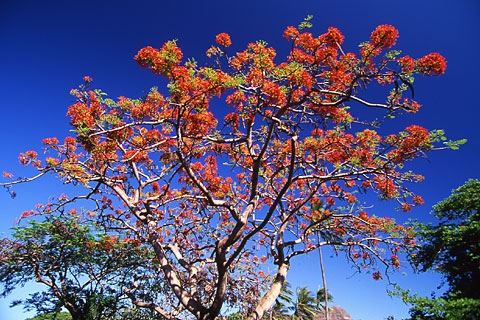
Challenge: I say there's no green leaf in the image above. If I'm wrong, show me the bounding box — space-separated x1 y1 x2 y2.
444 139 467 150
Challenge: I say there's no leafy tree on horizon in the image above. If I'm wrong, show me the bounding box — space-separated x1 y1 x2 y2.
1 17 454 320
395 179 480 319
0 211 153 320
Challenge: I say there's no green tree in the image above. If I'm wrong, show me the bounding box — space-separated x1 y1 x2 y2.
0 211 151 320
397 179 480 319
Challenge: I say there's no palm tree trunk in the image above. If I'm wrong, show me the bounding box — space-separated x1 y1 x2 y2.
317 233 329 320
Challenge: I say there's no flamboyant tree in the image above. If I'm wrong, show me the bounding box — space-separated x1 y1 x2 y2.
1 18 455 320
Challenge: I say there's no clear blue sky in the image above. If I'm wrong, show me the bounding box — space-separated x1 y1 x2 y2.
0 1 479 319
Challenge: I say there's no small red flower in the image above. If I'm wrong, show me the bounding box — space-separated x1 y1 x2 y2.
401 203 412 212
413 195 424 206
372 271 382 280
325 197 335 206
391 255 401 268
152 181 160 193
3 171 13 178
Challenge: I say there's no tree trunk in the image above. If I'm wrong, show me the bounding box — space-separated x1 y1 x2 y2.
247 263 289 320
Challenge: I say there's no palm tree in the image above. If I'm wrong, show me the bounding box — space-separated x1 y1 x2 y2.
290 287 318 320
315 288 333 311
271 281 293 319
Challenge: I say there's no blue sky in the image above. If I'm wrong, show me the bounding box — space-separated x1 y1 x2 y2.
0 1 479 319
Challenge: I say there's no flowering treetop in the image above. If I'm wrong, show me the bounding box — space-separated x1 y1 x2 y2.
1 19 455 320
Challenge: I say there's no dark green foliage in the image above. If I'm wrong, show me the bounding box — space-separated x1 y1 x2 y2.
396 290 480 319
413 179 480 298
315 288 333 310
398 179 480 319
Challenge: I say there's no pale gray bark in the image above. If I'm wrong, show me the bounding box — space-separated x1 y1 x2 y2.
247 263 290 320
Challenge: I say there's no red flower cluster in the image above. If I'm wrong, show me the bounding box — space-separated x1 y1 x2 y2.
295 32 320 52
403 125 430 151
283 26 300 40
151 181 161 194
45 157 60 166
358 211 369 221
417 52 447 75
20 151 39 164
319 27 344 47
67 92 104 132
370 25 399 49
397 55 415 73
386 125 431 164
263 81 286 105
184 111 217 136
375 177 397 199
64 137 76 144
325 197 336 206
135 41 183 78
311 128 324 137
132 101 160 120
224 112 240 131
401 203 412 212
25 151 38 158
215 33 231 48
412 195 424 206
42 137 59 145
402 98 422 113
